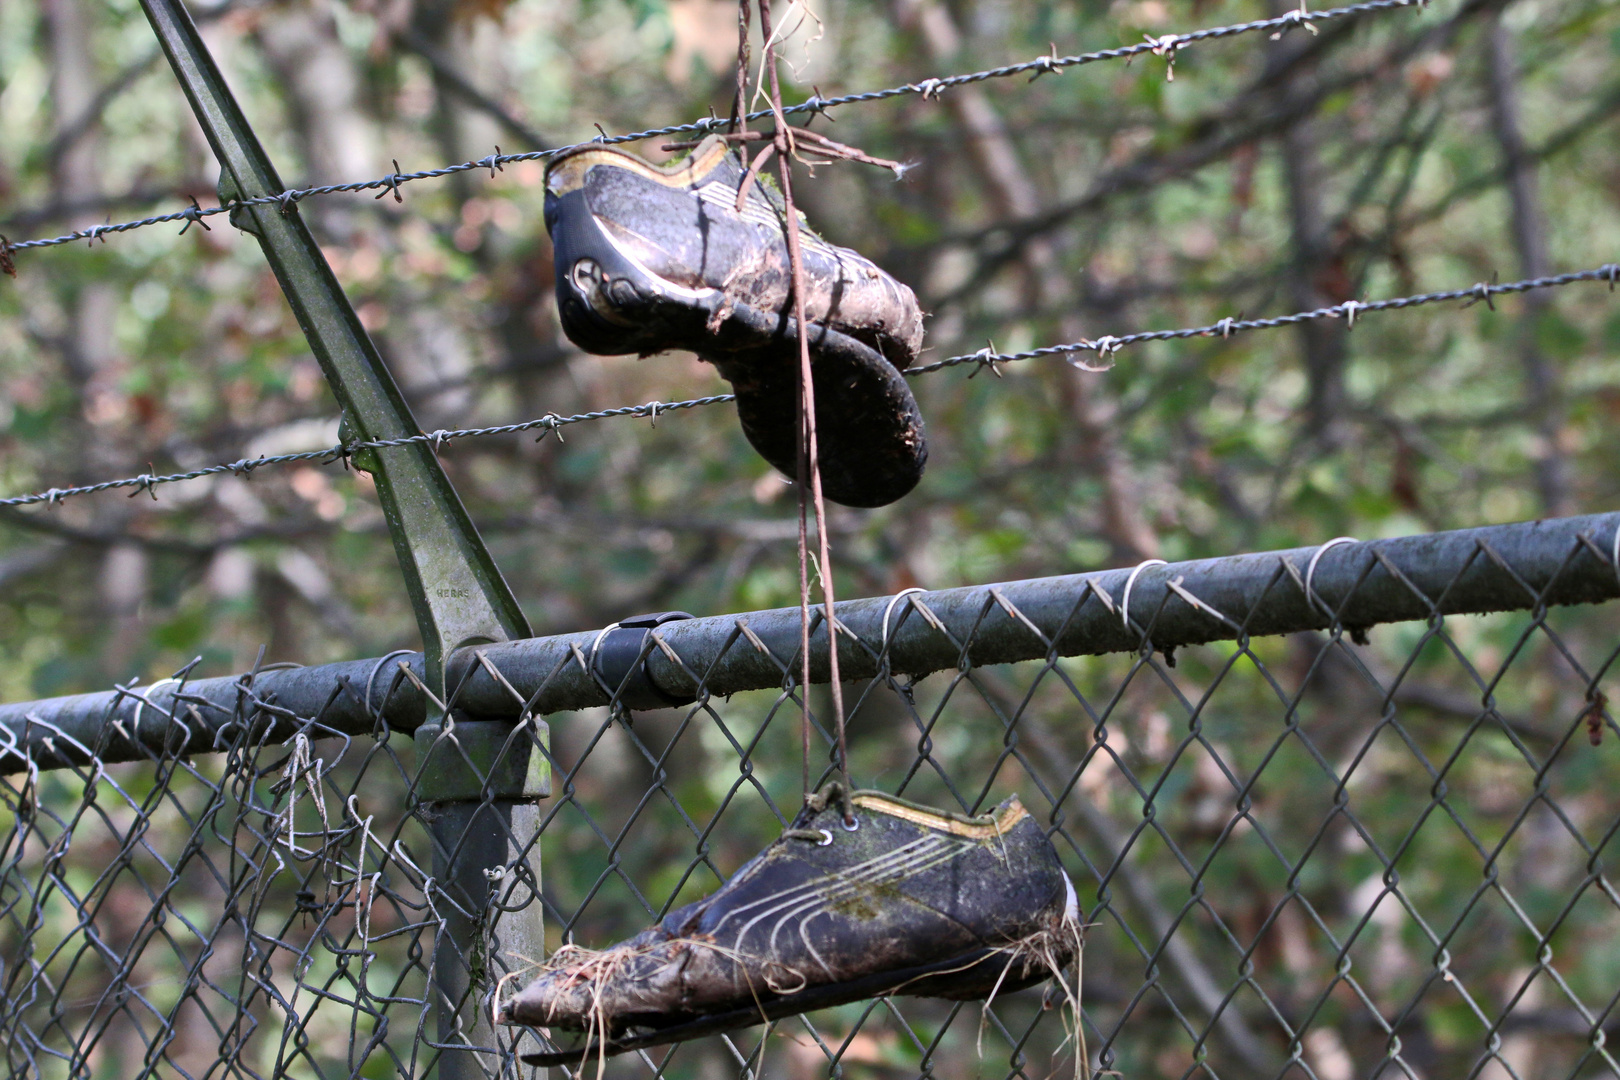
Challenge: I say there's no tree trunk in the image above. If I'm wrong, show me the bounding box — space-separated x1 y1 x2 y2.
892 0 1159 564
45 0 148 679
1268 0 1350 447
1485 13 1569 516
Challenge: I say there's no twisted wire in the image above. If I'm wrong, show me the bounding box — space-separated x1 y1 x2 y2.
4 0 1424 257
0 395 734 508
3 262 1613 511
909 264 1620 374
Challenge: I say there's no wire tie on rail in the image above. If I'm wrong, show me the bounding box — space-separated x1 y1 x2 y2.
482 147 505 178
1028 43 1063 82
879 587 928 657
1609 521 1620 589
1340 300 1366 329
374 160 405 203
586 622 622 692
1120 559 1168 631
1304 536 1359 616
130 677 182 737
362 649 416 721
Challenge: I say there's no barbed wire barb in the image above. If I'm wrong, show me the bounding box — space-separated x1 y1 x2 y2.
375 160 406 203
177 195 212 235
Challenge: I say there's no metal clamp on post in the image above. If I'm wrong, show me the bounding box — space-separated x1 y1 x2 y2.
593 612 696 710
415 718 551 803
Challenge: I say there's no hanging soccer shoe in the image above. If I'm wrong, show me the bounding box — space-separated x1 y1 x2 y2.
543 137 928 507
502 785 1081 1066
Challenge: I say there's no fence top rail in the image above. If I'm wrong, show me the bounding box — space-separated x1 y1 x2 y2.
3 512 1616 775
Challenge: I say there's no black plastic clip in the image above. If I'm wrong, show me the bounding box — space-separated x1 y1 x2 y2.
593 611 696 710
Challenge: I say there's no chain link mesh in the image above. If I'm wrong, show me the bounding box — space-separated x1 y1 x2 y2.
4 522 1619 1079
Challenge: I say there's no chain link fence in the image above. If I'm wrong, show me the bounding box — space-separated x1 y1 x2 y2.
4 514 1619 1080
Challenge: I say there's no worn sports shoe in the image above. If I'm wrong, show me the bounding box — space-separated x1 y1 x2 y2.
503 785 1080 1066
544 137 928 507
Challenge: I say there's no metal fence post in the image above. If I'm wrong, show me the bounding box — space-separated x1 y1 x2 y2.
419 719 550 1077
134 2 544 1073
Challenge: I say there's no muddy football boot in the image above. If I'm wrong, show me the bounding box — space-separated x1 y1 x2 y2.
544 137 928 508
504 785 1080 1066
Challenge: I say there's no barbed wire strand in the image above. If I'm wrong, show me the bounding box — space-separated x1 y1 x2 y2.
0 397 738 509
910 264 1620 374
3 0 1424 258
3 262 1612 511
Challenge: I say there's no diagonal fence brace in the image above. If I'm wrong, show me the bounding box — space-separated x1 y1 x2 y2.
135 1 543 1074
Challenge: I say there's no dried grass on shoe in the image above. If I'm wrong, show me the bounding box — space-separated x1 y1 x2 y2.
519 938 772 1080
983 914 1089 1080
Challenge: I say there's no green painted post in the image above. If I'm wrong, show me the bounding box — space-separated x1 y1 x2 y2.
135 1 545 1073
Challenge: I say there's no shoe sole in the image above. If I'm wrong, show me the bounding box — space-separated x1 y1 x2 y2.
706 302 927 508
544 143 928 507
520 941 1064 1066
546 140 924 368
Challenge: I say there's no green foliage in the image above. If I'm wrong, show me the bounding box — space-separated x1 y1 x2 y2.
3 0 1620 1073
